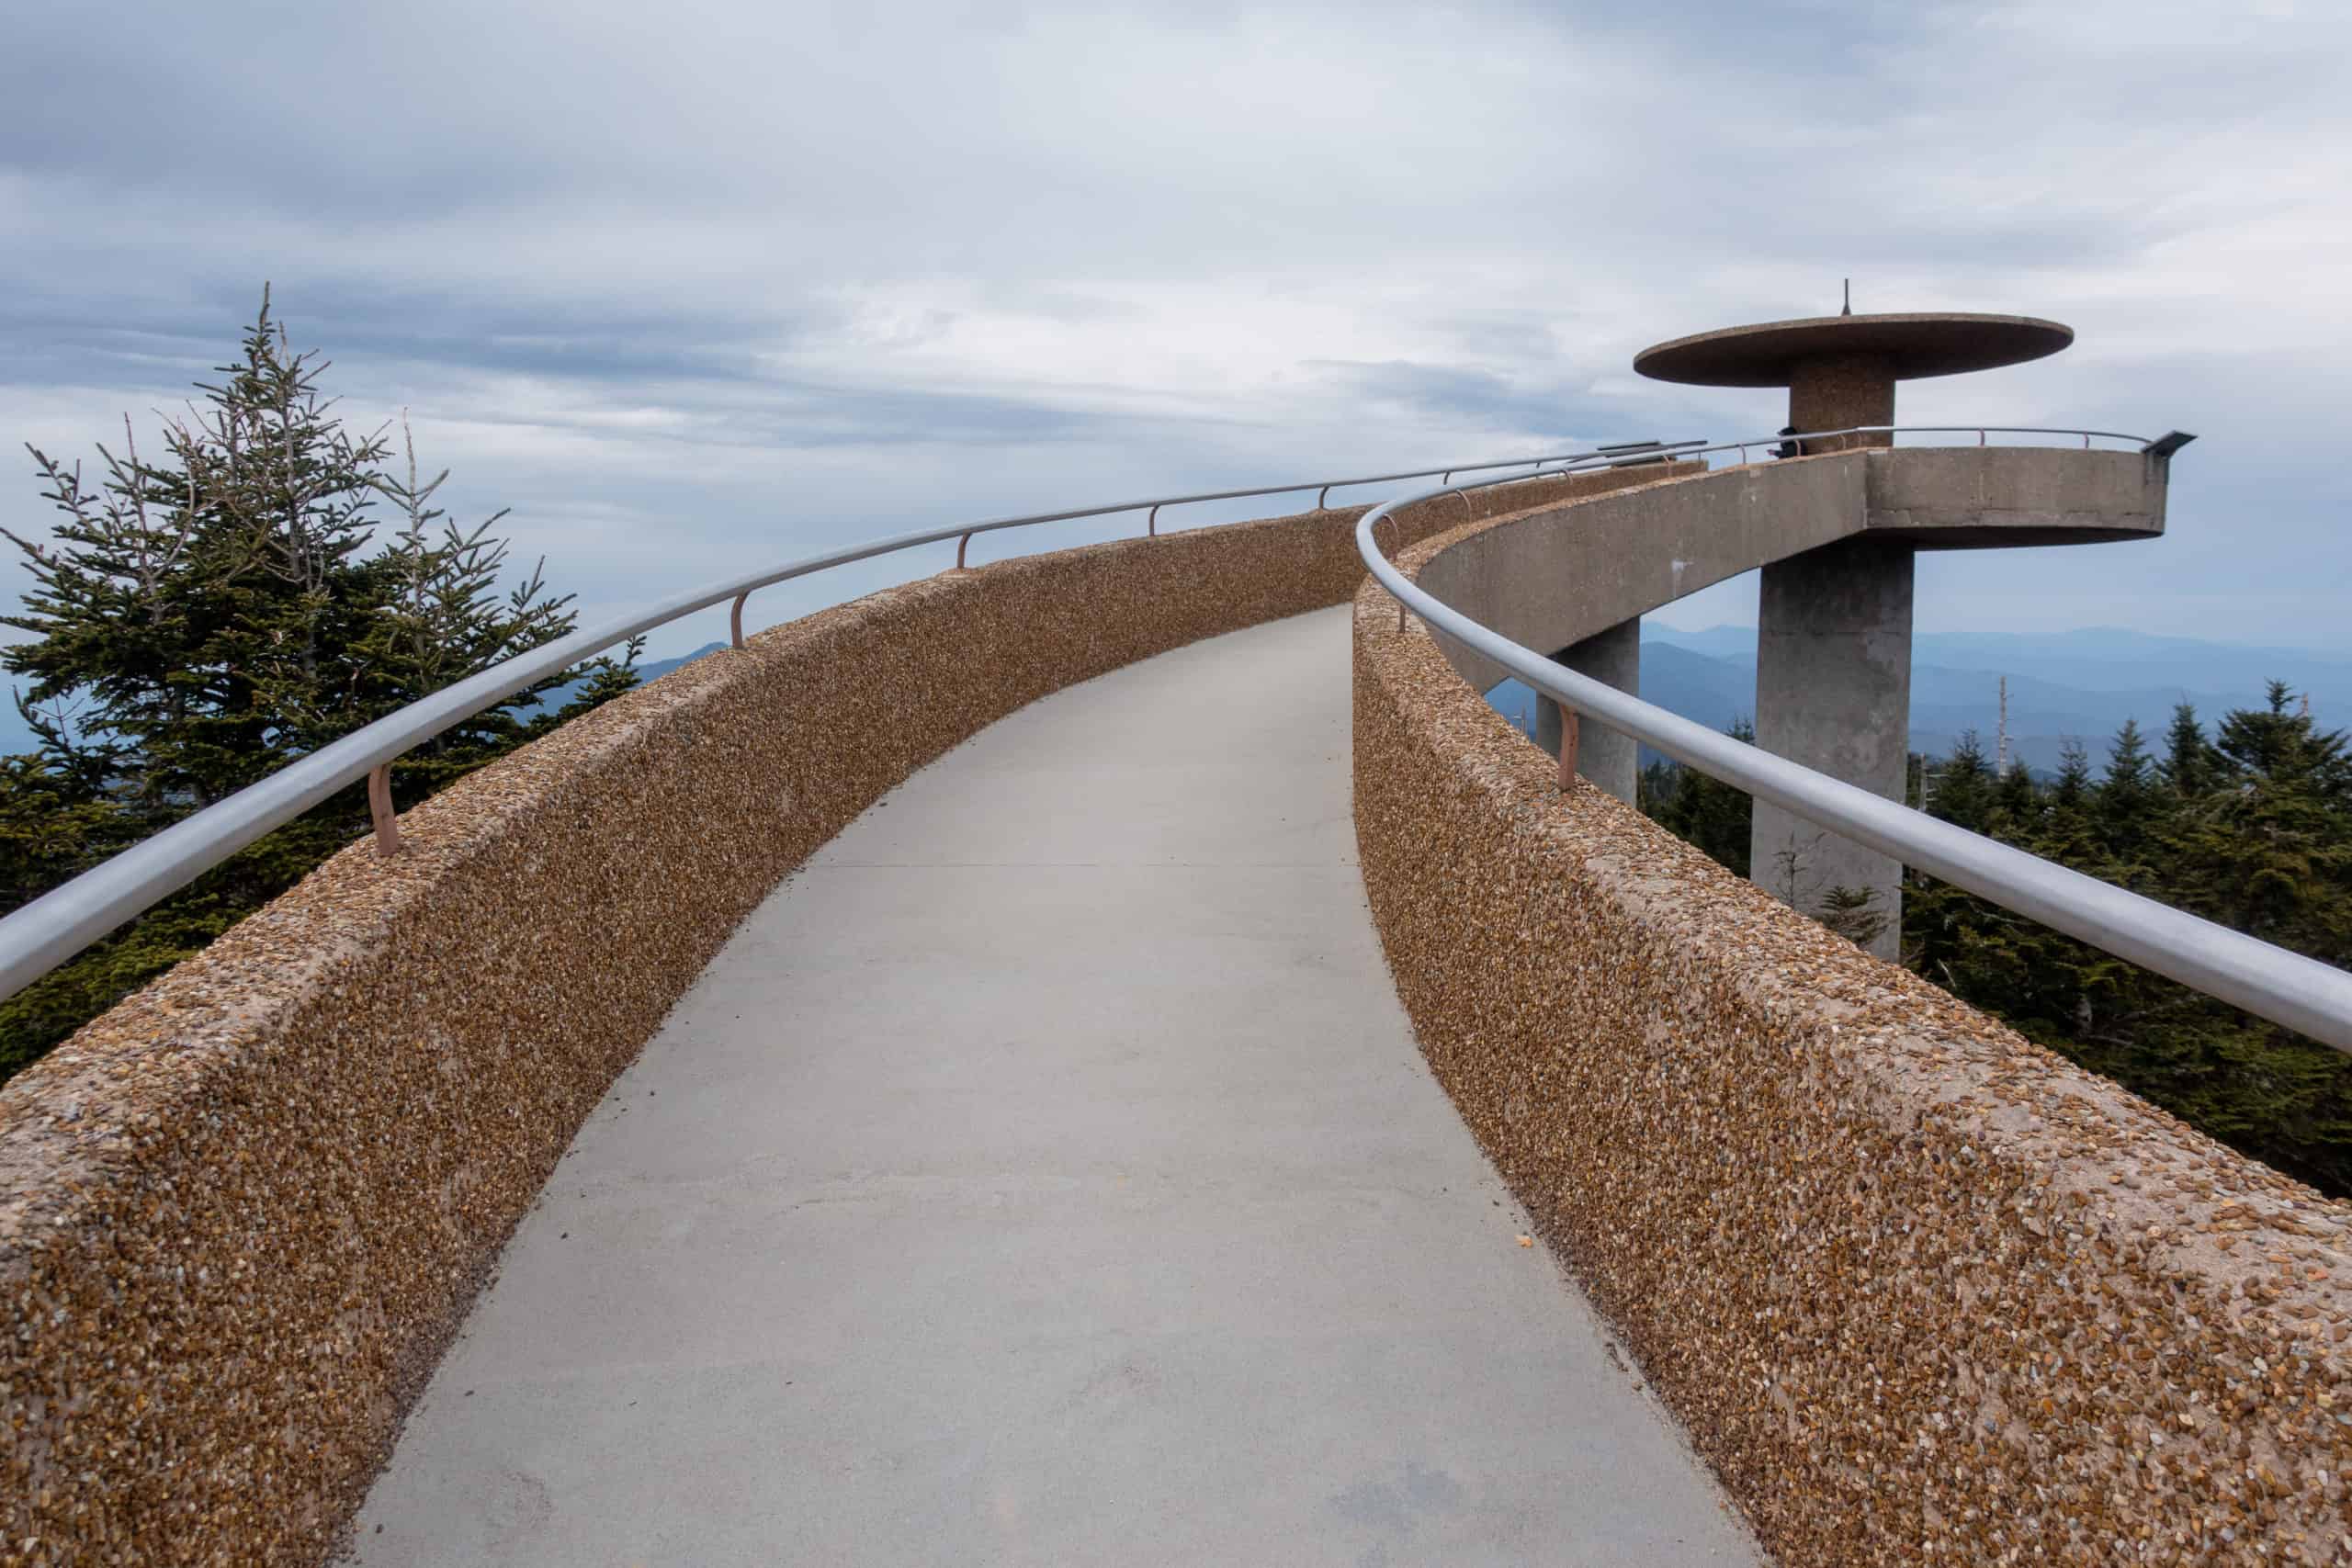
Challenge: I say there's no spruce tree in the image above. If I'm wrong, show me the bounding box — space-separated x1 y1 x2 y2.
1643 717 1754 876
1925 729 1994 832
2161 702 2213 796
2097 718 2159 880
0 288 640 1077
2197 684 2352 952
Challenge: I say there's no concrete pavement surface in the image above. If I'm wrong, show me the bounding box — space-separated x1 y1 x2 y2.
350 605 1762 1567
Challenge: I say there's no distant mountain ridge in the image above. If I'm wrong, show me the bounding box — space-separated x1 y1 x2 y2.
1 642 729 758
7 626 2341 778
522 642 726 716
1485 626 2352 775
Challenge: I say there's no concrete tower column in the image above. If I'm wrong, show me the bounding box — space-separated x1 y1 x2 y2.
1534 619 1641 804
1749 538 1913 960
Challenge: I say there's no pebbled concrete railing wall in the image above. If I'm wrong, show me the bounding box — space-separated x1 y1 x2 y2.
0 464 1666 1568
1352 500 2352 1568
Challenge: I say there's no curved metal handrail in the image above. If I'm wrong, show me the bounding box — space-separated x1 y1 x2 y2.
0 437 1702 1003
0 421 2193 1008
1354 434 2352 1054
1645 423 2156 467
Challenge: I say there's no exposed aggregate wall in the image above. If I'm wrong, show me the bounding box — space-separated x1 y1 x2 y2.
1352 513 2352 1565
0 465 1659 1567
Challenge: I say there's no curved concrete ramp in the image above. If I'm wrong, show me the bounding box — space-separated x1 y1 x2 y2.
352 606 1758 1566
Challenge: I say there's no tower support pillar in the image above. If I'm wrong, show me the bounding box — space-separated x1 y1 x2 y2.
1535 618 1642 806
1749 538 1912 959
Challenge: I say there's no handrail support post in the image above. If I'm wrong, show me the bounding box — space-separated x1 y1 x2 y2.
729 591 750 649
368 765 401 857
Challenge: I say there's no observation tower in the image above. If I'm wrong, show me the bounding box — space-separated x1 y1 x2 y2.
1616 306 2174 954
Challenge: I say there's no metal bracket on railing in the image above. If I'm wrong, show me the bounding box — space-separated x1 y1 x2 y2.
729 591 750 649
1317 484 1330 511
956 533 972 570
368 765 401 857
1978 429 1987 446
1148 504 1160 537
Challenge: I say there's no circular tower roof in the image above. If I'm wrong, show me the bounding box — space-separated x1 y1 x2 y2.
1633 311 2074 388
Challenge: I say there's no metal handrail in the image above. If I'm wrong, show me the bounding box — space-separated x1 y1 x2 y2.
1652 423 2155 467
0 438 1690 1003
1354 431 2352 1055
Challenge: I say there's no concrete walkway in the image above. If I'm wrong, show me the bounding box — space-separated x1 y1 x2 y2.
352 606 1759 1566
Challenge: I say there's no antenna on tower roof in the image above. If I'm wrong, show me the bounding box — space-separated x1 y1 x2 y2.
1841 278 1852 317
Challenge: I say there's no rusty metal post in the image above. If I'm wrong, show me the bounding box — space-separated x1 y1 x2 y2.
1558 709 1579 791
368 764 401 856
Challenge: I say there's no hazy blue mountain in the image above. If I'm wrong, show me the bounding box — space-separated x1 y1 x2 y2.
1488 641 1753 748
6 623 2337 781
1485 626 2352 775
0 642 728 760
520 642 725 716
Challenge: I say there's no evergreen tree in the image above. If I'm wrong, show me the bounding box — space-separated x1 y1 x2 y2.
0 289 640 1077
2038 741 2103 867
2097 718 2159 880
1643 717 1754 877
1991 750 2040 834
2162 701 2214 796
1925 729 1995 833
2194 684 2352 953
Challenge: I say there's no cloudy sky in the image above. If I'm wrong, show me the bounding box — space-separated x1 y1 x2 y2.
4 0 2346 662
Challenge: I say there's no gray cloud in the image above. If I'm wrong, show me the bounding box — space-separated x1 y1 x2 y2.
5 0 2348 658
